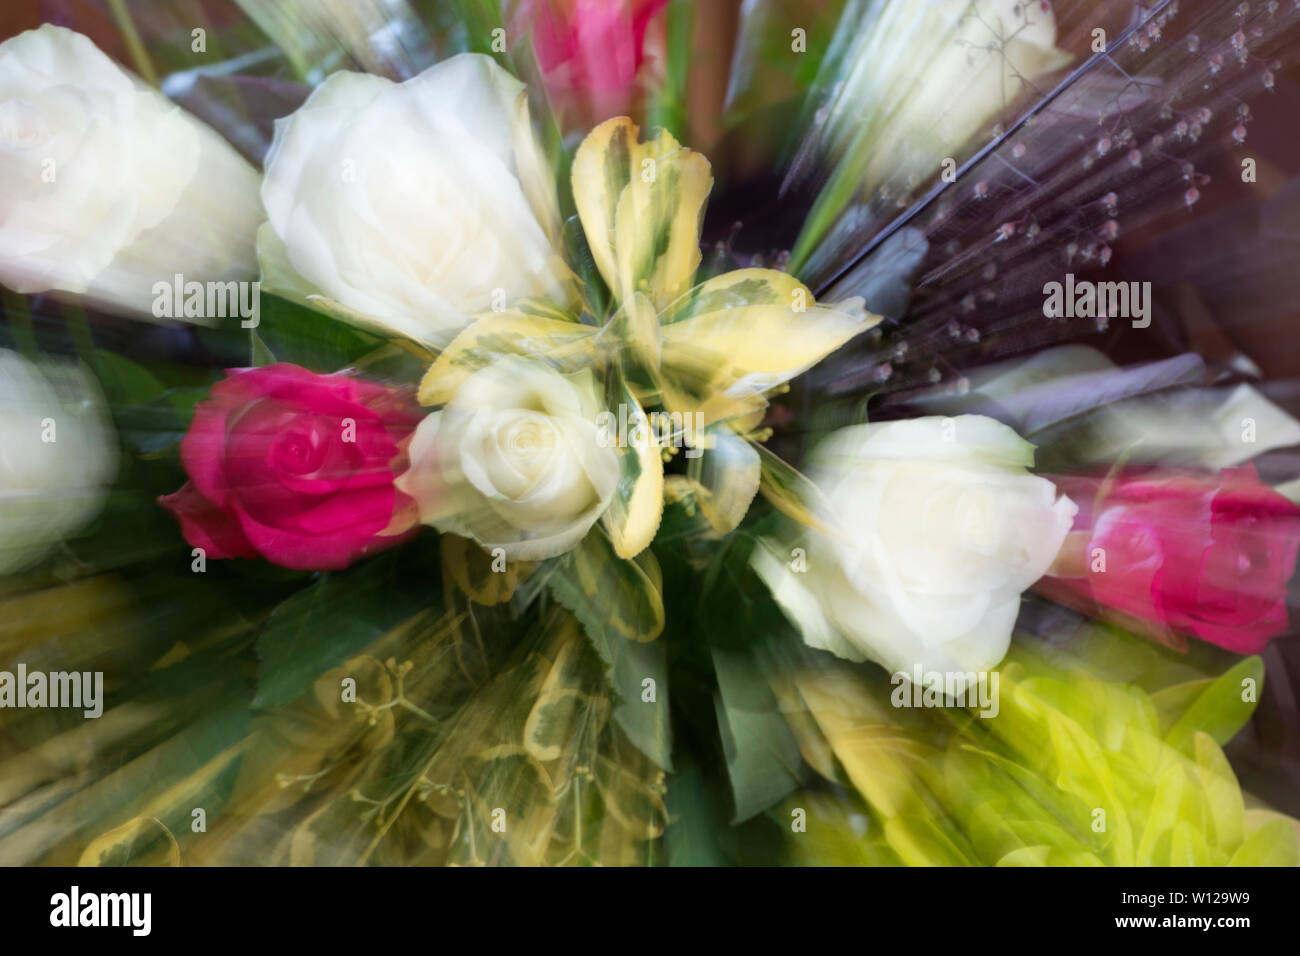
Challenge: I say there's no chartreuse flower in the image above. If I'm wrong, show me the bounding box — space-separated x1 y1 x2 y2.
778 632 1300 867
416 117 879 568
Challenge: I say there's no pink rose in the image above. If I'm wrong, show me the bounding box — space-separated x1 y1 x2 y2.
1041 467 1300 653
159 364 423 571
516 0 666 118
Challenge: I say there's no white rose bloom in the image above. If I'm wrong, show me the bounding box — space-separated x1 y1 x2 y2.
754 415 1076 678
260 53 568 350
793 1 1070 215
0 348 116 574
851 0 1069 186
0 25 262 318
397 360 619 561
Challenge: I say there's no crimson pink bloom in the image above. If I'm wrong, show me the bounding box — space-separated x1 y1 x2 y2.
518 0 666 113
159 364 423 571
1041 466 1300 653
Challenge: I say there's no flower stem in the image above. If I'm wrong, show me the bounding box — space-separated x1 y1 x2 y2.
106 0 159 86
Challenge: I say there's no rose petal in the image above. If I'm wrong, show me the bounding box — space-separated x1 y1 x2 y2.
158 482 257 560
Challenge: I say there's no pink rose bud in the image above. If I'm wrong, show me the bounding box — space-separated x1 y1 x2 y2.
1042 466 1300 654
516 0 667 121
159 364 423 571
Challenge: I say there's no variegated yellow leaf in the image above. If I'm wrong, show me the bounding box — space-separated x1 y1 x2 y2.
661 292 879 398
656 352 770 429
662 268 810 324
417 310 597 406
524 623 612 763
600 375 664 559
571 117 713 310
756 443 836 534
512 296 585 324
796 669 935 822
571 117 635 297
607 292 662 372
612 141 711 308
685 426 761 535
442 533 530 606
567 528 666 643
79 816 181 867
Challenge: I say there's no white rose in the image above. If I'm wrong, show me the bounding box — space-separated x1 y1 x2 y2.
866 0 1069 167
754 415 1076 677
810 0 1070 198
0 25 262 317
260 53 568 350
0 348 116 574
397 360 619 560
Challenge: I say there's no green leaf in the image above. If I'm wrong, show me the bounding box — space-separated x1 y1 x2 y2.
1169 820 1219 866
645 0 692 140
1150 678 1214 733
662 761 788 866
249 329 277 367
253 294 381 374
1164 657 1263 756
92 349 167 406
548 531 671 769
561 213 610 321
254 546 437 708
712 648 803 822
995 845 1051 866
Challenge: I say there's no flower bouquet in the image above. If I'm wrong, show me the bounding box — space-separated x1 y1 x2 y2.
2 0 1300 871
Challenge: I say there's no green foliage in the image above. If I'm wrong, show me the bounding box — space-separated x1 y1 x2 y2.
251 294 381 373
254 539 441 708
548 530 672 769
713 647 803 822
